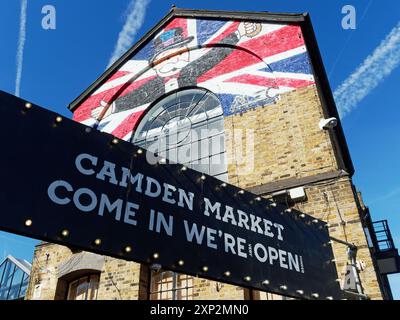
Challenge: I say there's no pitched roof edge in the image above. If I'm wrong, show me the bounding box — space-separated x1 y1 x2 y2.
300 13 354 176
67 8 306 112
172 7 306 22
5 255 32 275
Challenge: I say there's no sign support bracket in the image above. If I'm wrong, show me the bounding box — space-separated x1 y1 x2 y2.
330 236 369 300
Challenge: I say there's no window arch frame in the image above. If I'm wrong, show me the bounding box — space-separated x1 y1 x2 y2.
131 86 228 181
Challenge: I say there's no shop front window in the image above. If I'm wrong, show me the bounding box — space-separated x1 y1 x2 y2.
67 274 99 300
150 271 193 300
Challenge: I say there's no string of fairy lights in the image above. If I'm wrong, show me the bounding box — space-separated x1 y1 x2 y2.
18 98 343 300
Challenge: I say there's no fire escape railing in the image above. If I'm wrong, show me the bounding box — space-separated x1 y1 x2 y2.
371 220 396 252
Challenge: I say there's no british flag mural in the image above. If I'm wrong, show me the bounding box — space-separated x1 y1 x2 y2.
72 17 315 141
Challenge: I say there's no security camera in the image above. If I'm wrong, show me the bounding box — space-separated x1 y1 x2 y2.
319 117 338 130
150 263 162 272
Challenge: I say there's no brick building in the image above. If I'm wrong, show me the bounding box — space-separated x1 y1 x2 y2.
26 8 398 300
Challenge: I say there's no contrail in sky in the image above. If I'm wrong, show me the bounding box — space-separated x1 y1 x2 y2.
334 21 400 118
15 0 28 97
107 0 151 68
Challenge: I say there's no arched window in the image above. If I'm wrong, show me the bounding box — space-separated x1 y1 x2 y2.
133 88 228 181
67 274 99 300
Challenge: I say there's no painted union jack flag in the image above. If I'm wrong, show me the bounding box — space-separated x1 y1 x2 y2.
73 17 315 141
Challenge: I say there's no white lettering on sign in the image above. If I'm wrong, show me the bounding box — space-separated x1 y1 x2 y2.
203 198 222 220
254 243 268 262
48 180 73 205
98 194 123 221
184 221 205 244
119 169 143 192
162 183 176 205
203 197 285 241
75 153 97 175
73 153 194 211
45 152 306 275
73 188 97 212
96 161 118 185
145 177 162 198
178 188 194 211
148 209 173 236
47 179 139 226
124 202 139 226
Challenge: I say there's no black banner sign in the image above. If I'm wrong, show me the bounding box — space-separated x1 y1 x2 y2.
0 91 341 299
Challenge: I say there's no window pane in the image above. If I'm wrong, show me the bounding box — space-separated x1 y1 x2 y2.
8 268 23 300
132 88 228 182
214 172 228 182
207 117 224 134
150 270 193 301
67 274 99 300
210 134 225 155
0 261 11 288
210 153 227 176
0 261 10 299
0 261 5 281
67 281 78 300
177 144 191 164
192 157 209 175
19 274 29 298
1 263 16 299
165 146 177 163
191 121 208 141
199 139 210 159
88 275 99 300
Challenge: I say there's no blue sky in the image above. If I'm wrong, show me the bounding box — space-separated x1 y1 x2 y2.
0 0 399 299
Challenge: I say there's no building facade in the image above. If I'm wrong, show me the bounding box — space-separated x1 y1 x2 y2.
26 8 397 300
